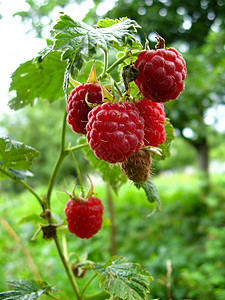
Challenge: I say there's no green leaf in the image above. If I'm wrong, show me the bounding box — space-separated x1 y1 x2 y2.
92 256 153 300
53 15 142 73
0 280 57 300
9 51 67 110
135 176 161 205
154 118 175 160
0 137 39 170
79 138 127 192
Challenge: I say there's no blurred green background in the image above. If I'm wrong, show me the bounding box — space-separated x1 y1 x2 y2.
0 0 225 299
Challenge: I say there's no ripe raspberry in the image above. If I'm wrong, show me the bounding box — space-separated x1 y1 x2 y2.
120 149 152 183
134 98 166 147
86 102 145 163
134 47 186 103
66 83 103 134
65 197 103 239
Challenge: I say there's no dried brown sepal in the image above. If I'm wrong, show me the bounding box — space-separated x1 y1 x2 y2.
72 265 87 278
42 224 57 240
154 31 165 49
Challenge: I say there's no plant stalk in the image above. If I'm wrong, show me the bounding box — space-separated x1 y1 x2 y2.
105 50 141 77
46 111 67 209
54 236 81 300
99 48 108 80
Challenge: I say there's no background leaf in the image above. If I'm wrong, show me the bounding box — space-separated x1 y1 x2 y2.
9 51 67 110
0 280 56 300
0 137 39 171
92 256 153 300
53 15 142 74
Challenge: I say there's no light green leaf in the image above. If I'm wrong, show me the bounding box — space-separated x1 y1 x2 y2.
53 15 142 73
154 118 175 160
9 51 67 110
93 256 153 300
0 137 39 173
0 280 57 300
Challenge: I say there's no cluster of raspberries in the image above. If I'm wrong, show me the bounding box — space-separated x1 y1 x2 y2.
67 44 186 166
65 41 186 239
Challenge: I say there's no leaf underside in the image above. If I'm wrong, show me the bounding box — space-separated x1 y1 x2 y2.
0 137 39 180
0 280 56 300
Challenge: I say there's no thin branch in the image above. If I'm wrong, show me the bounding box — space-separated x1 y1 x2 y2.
54 236 81 300
80 273 98 299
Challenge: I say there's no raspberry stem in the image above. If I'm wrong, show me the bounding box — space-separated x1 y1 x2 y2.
54 236 81 299
104 50 142 78
99 48 108 80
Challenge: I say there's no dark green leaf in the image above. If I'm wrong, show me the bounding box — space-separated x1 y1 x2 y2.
0 280 56 300
0 137 39 170
53 15 142 73
79 138 127 192
135 176 161 205
154 118 175 160
92 256 153 300
9 51 67 110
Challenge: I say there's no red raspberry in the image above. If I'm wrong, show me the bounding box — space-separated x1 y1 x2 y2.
134 48 186 103
65 197 103 239
134 98 166 147
86 102 145 163
66 83 103 134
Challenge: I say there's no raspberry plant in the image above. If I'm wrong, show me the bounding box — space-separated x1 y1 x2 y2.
0 14 186 299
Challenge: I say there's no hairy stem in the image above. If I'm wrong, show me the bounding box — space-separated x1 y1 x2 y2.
71 152 85 198
54 237 81 300
0 167 43 209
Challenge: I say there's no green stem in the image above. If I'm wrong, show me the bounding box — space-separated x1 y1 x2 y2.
80 273 98 299
113 80 123 97
54 237 81 300
105 50 141 77
100 48 108 80
46 111 67 209
71 152 85 198
0 167 43 209
64 143 89 155
46 292 61 300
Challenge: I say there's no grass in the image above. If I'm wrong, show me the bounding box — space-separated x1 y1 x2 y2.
0 172 224 299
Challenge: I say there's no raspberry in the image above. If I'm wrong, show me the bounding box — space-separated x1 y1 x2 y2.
66 83 103 134
86 102 145 163
120 149 152 183
134 98 166 147
134 48 186 103
65 197 103 239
